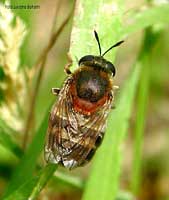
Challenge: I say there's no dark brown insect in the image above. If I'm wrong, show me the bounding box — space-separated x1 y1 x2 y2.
44 31 124 169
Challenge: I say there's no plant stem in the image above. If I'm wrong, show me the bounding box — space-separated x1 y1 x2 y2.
29 164 58 200
22 5 73 149
131 27 159 194
53 171 84 190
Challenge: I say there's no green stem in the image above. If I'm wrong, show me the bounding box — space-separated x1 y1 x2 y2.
28 164 57 200
53 171 84 190
131 28 159 194
22 7 73 149
4 164 57 200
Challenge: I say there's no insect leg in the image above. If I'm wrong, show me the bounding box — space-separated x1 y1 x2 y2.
111 85 119 109
52 88 60 95
113 85 119 90
64 53 72 75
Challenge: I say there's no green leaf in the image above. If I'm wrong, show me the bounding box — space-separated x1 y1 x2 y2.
0 119 23 158
2 2 169 200
69 0 124 71
2 103 52 198
82 62 140 200
10 0 40 67
131 56 149 195
0 119 18 135
0 130 23 158
116 190 134 200
68 1 141 200
4 164 57 200
81 4 169 199
69 2 169 200
0 66 5 81
53 171 84 190
123 4 169 37
131 28 160 194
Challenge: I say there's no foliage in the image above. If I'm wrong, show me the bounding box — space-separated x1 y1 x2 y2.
0 0 169 200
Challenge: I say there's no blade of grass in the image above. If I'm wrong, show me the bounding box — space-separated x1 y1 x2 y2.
0 118 23 158
3 2 169 200
19 2 169 199
2 103 52 198
4 164 57 200
116 190 134 200
22 6 73 149
2 3 73 197
123 4 169 37
27 164 57 200
0 119 18 135
81 3 169 200
11 0 40 67
11 0 124 197
131 27 161 194
68 0 138 199
82 61 140 200
82 4 169 198
131 54 149 195
0 130 23 158
53 171 84 190
68 1 142 200
69 0 124 71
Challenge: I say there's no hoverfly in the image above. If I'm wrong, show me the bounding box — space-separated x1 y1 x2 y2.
44 31 124 169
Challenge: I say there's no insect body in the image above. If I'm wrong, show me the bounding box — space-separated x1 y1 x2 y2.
44 31 124 169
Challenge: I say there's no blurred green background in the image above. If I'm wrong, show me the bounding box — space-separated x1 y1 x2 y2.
0 0 169 200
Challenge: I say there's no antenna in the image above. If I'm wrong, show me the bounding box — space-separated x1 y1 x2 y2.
94 30 102 56
102 40 124 57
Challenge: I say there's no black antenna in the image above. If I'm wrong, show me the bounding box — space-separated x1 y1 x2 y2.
94 30 102 56
102 40 124 57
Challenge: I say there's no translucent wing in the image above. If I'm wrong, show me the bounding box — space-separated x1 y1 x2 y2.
63 95 112 168
44 76 113 169
45 76 78 165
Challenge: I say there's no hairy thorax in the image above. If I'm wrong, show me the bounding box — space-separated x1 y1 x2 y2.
70 66 113 115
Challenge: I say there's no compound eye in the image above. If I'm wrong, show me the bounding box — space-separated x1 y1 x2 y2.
78 55 94 66
107 62 116 76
